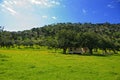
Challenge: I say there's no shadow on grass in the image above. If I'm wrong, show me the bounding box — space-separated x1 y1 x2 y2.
48 49 120 57
0 54 9 62
70 53 120 57
0 54 9 58
52 52 120 57
29 65 36 69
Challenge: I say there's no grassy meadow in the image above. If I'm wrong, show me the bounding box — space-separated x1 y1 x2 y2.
0 48 120 80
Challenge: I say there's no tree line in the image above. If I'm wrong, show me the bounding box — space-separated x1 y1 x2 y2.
0 22 120 54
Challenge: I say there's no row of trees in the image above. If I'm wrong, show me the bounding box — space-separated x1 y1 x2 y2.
0 23 120 54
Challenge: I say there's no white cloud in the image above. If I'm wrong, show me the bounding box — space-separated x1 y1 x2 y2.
0 0 61 16
50 1 60 5
30 0 60 7
107 4 114 8
31 0 41 4
0 0 61 31
82 9 87 14
42 15 48 19
52 16 57 20
4 7 17 15
42 15 57 20
1 4 17 15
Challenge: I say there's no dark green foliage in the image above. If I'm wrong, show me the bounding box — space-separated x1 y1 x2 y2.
0 23 120 54
80 32 100 54
56 29 77 54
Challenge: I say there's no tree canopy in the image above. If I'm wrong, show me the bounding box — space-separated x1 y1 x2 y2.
0 22 120 54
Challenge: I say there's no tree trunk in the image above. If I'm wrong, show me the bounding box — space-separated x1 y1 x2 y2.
94 48 98 52
104 49 107 53
89 48 93 55
112 49 118 54
63 48 67 54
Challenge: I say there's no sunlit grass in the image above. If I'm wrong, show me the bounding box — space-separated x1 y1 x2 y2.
0 49 120 80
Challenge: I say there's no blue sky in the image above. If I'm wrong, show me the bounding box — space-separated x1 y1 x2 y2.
0 0 120 31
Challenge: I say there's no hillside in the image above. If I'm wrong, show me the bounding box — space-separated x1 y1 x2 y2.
0 22 120 54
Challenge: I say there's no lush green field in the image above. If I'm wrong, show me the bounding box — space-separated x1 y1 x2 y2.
0 49 120 80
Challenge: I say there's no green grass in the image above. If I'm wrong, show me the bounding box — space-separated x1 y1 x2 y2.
0 49 120 80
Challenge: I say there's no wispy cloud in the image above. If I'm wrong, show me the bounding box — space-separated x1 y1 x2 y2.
0 0 61 31
52 16 57 20
1 4 17 15
42 15 57 20
107 4 114 8
42 15 48 19
82 9 87 14
30 0 60 7
0 0 61 16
